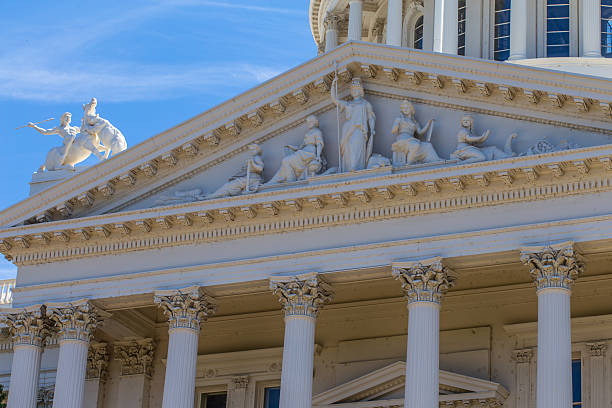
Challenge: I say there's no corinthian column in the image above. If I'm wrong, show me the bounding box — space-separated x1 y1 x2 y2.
433 0 459 54
324 14 343 52
392 257 456 408
270 272 333 408
520 242 583 408
2 305 50 408
48 300 104 408
155 287 217 408
348 0 363 41
386 0 403 46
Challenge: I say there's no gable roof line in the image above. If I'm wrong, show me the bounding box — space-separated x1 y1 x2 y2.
1 41 610 227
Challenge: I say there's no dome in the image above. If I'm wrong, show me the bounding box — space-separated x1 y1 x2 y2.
309 0 612 79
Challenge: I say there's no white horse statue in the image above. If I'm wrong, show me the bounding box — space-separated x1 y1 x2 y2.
80 98 127 159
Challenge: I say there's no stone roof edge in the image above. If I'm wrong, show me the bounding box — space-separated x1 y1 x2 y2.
0 41 610 228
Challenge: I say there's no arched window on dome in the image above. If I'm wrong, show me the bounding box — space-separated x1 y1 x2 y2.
494 0 511 61
546 0 571 57
458 0 467 55
603 0 612 57
414 15 424 49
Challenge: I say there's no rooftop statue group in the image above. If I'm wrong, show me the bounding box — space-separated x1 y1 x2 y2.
27 98 127 172
160 77 521 205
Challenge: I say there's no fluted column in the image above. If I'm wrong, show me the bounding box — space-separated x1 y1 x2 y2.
270 272 333 408
520 242 583 408
155 286 217 408
348 0 363 41
2 305 50 408
49 300 104 408
582 0 602 57
433 0 459 54
392 257 456 408
386 0 403 46
324 14 343 52
509 0 528 60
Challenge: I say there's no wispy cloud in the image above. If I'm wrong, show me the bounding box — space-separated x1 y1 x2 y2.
194 1 302 15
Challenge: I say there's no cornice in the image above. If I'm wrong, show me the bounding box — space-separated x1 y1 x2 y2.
3 144 612 266
0 42 609 231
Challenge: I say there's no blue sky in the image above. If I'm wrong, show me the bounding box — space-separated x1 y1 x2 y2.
0 0 315 279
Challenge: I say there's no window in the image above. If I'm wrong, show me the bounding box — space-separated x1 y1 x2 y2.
414 15 424 49
263 387 280 408
603 0 612 57
458 0 467 55
572 359 582 407
200 392 227 408
546 0 570 57
494 0 511 60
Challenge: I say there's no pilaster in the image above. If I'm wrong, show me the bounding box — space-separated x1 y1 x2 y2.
228 375 249 408
585 342 608 407
512 349 534 408
84 342 110 408
114 338 156 408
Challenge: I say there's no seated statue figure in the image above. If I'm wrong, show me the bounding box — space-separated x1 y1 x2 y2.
391 100 441 166
450 115 516 164
267 115 325 185
207 144 264 199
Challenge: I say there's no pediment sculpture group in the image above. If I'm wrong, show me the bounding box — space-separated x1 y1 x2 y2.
27 98 127 172
162 77 519 204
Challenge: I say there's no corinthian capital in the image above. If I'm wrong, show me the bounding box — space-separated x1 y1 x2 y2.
154 286 217 331
47 299 106 343
520 241 584 291
324 13 344 31
270 272 333 318
113 338 156 377
1 304 51 347
392 257 456 304
87 342 110 381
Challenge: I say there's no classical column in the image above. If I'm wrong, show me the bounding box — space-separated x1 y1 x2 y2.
348 0 363 41
84 342 110 408
509 0 528 60
324 14 343 52
433 0 459 54
386 0 403 46
582 0 602 57
512 349 534 407
155 287 217 408
586 342 607 407
270 272 333 408
2 305 50 408
114 338 156 408
48 300 104 408
520 242 583 408
392 257 456 408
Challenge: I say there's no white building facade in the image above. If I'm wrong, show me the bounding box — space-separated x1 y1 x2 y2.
0 2 610 408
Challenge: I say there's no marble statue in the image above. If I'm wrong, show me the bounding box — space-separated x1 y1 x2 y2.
29 112 101 172
80 98 127 159
450 115 516 164
207 144 264 199
267 115 325 184
520 139 580 156
391 100 441 166
331 77 376 172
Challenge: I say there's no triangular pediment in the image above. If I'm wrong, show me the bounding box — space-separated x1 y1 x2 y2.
312 361 509 406
0 42 610 259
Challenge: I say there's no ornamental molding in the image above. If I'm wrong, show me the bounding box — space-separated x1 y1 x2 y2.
270 272 334 318
113 338 156 377
0 304 52 347
87 341 110 381
154 286 217 331
520 241 584 291
586 342 608 357
512 349 534 363
1 42 610 230
47 299 108 343
5 146 612 266
391 257 456 304
37 385 54 407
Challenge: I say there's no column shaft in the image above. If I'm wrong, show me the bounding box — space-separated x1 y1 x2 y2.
509 0 528 60
161 328 199 408
405 303 439 408
6 345 42 408
325 28 338 52
433 0 459 53
348 0 363 41
582 0 602 57
53 340 89 408
386 0 403 46
536 288 572 408
279 315 316 408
